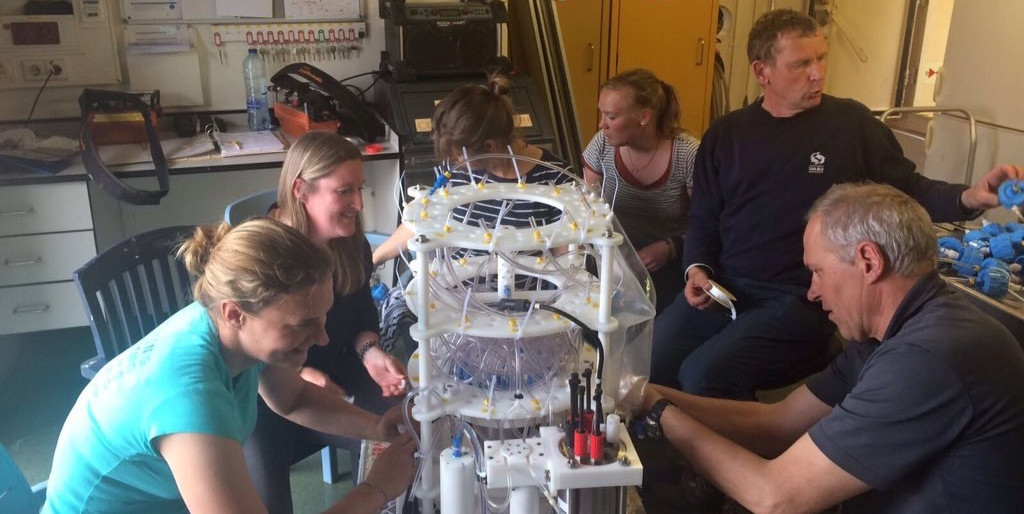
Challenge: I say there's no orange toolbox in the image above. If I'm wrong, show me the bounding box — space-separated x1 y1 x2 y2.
273 101 340 138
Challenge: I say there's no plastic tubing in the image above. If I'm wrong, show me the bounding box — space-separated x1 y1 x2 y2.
506 144 524 183
454 153 581 186
453 418 486 478
460 147 479 185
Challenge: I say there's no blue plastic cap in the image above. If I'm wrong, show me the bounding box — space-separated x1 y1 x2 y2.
977 267 1010 298
989 234 1019 261
998 180 1024 209
982 222 1005 237
371 282 389 302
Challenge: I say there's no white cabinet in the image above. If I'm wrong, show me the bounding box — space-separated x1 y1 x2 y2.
0 182 95 334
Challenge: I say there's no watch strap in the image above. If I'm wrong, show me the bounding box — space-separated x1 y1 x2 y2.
644 398 671 439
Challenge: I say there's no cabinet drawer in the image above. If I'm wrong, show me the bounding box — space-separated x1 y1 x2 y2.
0 231 96 287
0 281 87 334
0 182 92 236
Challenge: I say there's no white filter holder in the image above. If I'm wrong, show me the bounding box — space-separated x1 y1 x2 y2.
704 279 737 320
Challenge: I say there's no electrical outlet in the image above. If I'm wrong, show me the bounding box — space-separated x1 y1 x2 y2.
20 59 68 82
0 61 15 83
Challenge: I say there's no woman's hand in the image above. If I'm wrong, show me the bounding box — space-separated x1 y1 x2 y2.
362 433 418 500
363 346 409 397
376 403 415 442
637 239 673 272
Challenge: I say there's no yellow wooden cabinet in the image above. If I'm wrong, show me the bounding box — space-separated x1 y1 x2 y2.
553 0 611 146
556 0 719 141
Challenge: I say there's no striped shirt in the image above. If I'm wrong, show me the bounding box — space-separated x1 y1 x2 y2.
582 132 698 249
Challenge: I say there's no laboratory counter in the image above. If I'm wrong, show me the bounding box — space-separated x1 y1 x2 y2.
0 119 402 335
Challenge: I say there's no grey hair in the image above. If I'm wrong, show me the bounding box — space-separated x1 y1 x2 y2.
807 182 936 277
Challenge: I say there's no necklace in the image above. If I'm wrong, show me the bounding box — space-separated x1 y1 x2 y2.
624 141 660 176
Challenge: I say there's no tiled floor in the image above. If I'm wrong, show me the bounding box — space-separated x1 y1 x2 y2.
0 326 353 514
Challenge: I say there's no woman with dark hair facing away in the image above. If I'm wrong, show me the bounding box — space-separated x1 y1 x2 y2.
372 73 572 265
371 73 574 356
242 131 410 514
43 218 416 514
583 68 699 315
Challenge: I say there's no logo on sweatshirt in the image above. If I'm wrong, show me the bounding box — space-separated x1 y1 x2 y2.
808 152 825 174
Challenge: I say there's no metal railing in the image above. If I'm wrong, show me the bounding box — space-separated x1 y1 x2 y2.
879 106 977 185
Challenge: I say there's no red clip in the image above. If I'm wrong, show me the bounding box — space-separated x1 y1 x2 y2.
245 31 254 46
256 31 265 44
213 32 223 46
329 28 336 41
573 431 586 460
347 28 356 40
588 432 605 464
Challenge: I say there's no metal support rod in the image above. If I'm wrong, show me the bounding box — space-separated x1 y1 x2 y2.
879 106 977 185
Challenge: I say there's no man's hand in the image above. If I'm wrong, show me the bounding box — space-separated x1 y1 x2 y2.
642 382 666 412
961 163 1024 210
684 267 716 310
298 366 348 399
363 346 409 397
637 240 673 272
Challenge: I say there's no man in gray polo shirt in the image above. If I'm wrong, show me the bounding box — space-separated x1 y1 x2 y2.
641 183 1024 513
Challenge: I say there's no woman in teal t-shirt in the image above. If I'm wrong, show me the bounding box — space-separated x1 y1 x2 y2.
43 218 416 514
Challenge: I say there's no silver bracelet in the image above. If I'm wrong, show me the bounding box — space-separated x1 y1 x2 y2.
358 481 388 510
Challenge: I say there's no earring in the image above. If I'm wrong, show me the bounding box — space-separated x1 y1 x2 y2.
641 121 647 127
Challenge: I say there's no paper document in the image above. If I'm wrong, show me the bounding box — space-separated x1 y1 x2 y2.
165 134 217 160
215 0 272 18
215 131 287 157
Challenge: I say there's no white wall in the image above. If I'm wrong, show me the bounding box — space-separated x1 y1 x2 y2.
820 0 907 110
0 0 389 121
911 0 953 107
922 0 1024 197
719 0 808 111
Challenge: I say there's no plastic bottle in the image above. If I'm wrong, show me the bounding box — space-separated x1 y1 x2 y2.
242 48 271 131
369 269 389 312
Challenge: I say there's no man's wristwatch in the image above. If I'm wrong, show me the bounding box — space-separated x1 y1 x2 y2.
644 398 671 440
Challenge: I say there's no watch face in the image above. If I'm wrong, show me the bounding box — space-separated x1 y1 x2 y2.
645 414 662 439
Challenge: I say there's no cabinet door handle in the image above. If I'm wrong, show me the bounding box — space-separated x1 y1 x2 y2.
697 37 706 66
4 257 43 266
586 43 596 72
13 304 50 315
0 207 35 217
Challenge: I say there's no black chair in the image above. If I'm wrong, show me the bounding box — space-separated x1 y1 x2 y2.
74 225 196 380
0 443 46 514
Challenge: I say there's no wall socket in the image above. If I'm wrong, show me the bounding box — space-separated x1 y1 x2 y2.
0 61 15 83
20 59 68 82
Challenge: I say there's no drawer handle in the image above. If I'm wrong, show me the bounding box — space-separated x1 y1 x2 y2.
4 257 43 266
13 304 50 315
0 207 34 217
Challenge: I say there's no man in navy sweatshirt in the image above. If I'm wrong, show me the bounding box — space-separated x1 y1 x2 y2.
650 8 1023 400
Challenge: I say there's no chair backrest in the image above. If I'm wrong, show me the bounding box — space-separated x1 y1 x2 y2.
224 189 277 226
74 225 197 380
0 443 45 513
